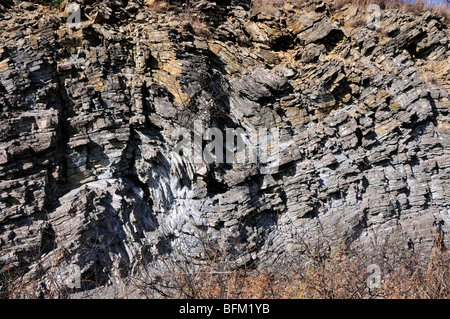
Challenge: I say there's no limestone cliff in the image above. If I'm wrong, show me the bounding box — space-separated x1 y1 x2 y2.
0 0 449 293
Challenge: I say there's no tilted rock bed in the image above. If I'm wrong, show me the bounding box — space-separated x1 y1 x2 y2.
0 0 449 292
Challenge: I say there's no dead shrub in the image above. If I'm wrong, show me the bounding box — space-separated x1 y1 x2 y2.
129 232 450 299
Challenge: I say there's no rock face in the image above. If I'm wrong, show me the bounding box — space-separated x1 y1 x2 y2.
0 0 449 290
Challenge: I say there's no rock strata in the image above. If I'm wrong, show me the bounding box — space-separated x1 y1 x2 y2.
0 0 449 292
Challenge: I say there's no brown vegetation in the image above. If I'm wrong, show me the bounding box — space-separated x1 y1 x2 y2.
131 235 450 299
334 0 450 19
250 0 450 21
3 233 449 299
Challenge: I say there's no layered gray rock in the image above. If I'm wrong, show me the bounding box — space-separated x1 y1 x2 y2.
0 0 449 293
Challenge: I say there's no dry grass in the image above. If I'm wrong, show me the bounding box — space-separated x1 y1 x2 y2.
144 0 212 37
249 0 450 21
131 235 450 299
349 16 367 27
250 0 317 14
144 0 171 13
185 15 212 38
333 0 450 20
2 236 449 299
334 0 396 10
145 1 450 31
250 0 288 15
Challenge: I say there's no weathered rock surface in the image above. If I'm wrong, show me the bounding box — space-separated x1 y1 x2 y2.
0 0 449 292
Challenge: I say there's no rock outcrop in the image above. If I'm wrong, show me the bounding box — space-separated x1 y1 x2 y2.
0 0 449 292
